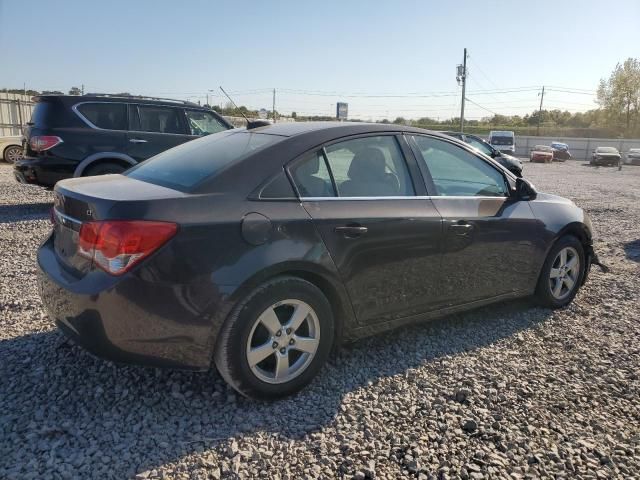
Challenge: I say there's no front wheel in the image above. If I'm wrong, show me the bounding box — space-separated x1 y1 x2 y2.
214 276 335 399
3 145 22 164
535 235 585 308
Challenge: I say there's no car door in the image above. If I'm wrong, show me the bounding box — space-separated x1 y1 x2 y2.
126 104 192 162
408 134 544 305
289 134 444 326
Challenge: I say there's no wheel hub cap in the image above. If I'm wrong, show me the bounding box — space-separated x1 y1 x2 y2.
548 246 580 300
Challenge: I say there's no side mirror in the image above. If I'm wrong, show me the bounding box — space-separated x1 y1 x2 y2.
515 177 537 201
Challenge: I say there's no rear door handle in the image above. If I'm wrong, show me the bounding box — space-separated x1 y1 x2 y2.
335 225 368 237
129 138 148 143
449 223 474 236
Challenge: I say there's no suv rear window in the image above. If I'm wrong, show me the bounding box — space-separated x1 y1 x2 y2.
30 102 54 127
126 130 281 190
76 103 127 130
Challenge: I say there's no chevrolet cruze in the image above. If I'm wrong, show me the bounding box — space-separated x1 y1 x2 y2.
39 123 600 399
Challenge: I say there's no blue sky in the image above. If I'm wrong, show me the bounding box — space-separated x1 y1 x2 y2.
1 0 638 120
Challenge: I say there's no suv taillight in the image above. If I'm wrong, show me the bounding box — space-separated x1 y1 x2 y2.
78 220 178 275
30 136 63 152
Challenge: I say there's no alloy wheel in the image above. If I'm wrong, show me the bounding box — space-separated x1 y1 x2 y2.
548 246 580 300
245 299 320 384
5 146 22 163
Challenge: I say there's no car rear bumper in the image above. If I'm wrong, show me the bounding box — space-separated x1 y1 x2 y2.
37 234 232 371
14 155 76 187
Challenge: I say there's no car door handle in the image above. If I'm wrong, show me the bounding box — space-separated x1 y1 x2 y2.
129 138 148 143
449 223 474 236
335 225 368 237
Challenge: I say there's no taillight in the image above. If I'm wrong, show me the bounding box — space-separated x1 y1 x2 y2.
78 220 178 275
30 136 63 152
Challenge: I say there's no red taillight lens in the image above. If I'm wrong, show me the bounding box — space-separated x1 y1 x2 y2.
78 220 178 275
30 135 63 152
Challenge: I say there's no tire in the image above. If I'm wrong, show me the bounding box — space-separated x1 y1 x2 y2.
83 162 127 176
535 235 585 309
3 145 22 164
214 276 335 400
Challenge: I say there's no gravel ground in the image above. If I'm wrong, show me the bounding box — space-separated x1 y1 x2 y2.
1 161 639 479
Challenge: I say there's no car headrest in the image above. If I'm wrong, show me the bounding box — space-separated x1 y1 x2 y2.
348 148 386 181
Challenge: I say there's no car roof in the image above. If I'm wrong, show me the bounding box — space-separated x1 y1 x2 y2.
33 94 204 108
247 121 437 138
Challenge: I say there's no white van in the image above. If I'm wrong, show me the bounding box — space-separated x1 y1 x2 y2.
489 130 516 155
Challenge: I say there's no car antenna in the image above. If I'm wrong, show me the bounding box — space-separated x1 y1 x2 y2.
219 86 270 130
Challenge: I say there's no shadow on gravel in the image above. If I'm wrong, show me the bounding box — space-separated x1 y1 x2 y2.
0 299 551 478
623 239 640 262
0 202 52 223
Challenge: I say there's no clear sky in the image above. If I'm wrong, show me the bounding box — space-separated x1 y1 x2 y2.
1 0 638 120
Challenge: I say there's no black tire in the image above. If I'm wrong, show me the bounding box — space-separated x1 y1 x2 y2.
214 276 335 400
83 162 127 176
534 235 585 309
3 145 22 164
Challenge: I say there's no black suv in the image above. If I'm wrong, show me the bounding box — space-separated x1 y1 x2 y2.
441 131 523 177
14 95 233 187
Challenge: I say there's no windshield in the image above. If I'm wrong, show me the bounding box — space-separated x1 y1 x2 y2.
490 135 514 146
465 136 493 156
596 147 618 153
127 130 281 190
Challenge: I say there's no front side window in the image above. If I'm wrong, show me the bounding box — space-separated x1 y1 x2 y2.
76 103 127 130
185 110 228 136
411 136 508 197
135 106 184 134
323 136 414 197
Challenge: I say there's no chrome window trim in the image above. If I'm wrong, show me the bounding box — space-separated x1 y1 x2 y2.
72 101 129 132
299 195 507 201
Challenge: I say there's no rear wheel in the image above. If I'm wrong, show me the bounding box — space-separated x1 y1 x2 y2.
3 145 22 164
214 276 335 399
535 235 585 308
84 162 127 176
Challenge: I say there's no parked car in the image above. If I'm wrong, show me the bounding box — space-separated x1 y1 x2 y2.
550 142 571 161
625 148 640 165
0 135 23 163
591 147 621 166
13 94 233 187
488 130 516 155
530 145 554 163
39 123 600 399
441 131 523 177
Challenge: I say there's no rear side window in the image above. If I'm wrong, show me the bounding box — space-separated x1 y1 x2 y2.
290 151 334 197
324 136 414 197
30 102 54 127
76 103 127 130
127 131 280 191
135 106 185 134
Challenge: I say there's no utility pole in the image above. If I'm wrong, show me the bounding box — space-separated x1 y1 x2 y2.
537 86 545 136
81 84 84 95
272 88 276 123
458 48 468 133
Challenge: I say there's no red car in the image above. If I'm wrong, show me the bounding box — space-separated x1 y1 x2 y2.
530 145 554 163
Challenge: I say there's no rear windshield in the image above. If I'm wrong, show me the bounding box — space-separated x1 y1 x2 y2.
534 145 552 152
126 130 281 191
596 147 618 153
30 101 53 126
490 135 514 145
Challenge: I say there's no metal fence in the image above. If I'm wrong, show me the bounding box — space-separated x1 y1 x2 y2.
513 135 640 160
0 93 35 137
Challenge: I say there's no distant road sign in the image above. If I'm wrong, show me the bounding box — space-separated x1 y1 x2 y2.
336 102 348 120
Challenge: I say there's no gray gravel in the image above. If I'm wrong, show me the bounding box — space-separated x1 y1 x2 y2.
1 161 639 479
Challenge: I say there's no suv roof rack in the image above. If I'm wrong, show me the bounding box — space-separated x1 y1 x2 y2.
83 93 200 107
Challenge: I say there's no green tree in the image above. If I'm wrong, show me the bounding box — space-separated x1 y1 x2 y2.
597 58 640 131
68 86 82 95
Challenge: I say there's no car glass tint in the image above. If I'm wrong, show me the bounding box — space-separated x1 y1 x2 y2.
291 151 335 197
260 171 297 199
30 102 53 126
323 136 414 197
185 110 228 135
491 136 513 145
465 136 493 156
76 103 127 130
412 136 508 197
127 131 280 191
136 106 184 134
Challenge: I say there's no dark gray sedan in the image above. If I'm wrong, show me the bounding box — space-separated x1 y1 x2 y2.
39 122 601 399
